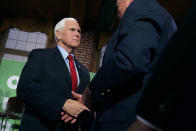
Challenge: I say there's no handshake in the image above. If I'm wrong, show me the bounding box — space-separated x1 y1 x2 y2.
61 88 93 124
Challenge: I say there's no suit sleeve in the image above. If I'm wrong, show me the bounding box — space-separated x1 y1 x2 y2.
17 50 68 121
89 19 160 105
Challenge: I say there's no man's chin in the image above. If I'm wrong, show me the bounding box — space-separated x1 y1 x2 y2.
72 43 80 48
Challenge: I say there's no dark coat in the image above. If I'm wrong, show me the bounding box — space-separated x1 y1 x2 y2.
17 46 90 131
137 1 196 130
89 0 177 130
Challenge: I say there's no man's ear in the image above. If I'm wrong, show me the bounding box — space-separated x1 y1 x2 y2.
56 30 61 40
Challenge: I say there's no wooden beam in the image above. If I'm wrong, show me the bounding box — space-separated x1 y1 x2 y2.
4 48 29 57
69 0 86 28
157 0 192 24
98 31 113 48
0 30 9 65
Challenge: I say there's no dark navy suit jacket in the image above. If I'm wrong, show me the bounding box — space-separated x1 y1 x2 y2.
137 1 196 130
89 0 177 130
17 46 90 131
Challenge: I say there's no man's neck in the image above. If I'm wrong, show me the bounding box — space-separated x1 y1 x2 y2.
57 42 73 54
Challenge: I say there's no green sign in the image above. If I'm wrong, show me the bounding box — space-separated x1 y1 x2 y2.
0 59 25 112
0 59 25 131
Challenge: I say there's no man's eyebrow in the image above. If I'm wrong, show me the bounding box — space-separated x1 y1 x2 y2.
68 27 81 33
69 27 75 30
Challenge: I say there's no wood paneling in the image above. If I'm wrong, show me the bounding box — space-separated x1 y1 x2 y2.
0 0 102 26
158 0 192 24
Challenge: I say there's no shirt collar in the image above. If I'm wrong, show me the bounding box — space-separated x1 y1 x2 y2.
57 45 74 60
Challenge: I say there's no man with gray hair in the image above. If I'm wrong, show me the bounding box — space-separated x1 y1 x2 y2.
17 17 90 131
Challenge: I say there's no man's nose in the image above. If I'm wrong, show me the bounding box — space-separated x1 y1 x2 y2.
75 31 80 38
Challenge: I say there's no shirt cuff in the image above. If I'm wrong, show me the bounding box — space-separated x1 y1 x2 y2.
136 115 163 131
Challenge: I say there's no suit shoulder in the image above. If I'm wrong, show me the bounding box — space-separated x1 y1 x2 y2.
27 49 56 63
29 48 54 56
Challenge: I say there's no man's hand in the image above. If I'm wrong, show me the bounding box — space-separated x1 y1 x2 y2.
83 87 93 109
61 112 76 124
71 91 83 103
127 120 153 131
72 88 93 109
62 99 89 118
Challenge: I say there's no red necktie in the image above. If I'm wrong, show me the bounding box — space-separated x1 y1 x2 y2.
67 54 78 91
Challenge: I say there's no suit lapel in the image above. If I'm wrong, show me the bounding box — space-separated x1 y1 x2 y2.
75 60 85 92
52 46 72 90
102 28 119 64
52 46 85 92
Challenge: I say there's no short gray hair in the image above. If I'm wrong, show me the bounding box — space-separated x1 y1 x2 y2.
54 18 78 42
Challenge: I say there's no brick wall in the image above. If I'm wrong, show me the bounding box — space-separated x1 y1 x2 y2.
74 28 98 72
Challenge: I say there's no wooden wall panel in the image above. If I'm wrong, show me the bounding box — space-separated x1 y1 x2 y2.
158 0 192 24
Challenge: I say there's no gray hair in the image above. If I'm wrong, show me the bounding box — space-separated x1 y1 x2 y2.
54 18 78 42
